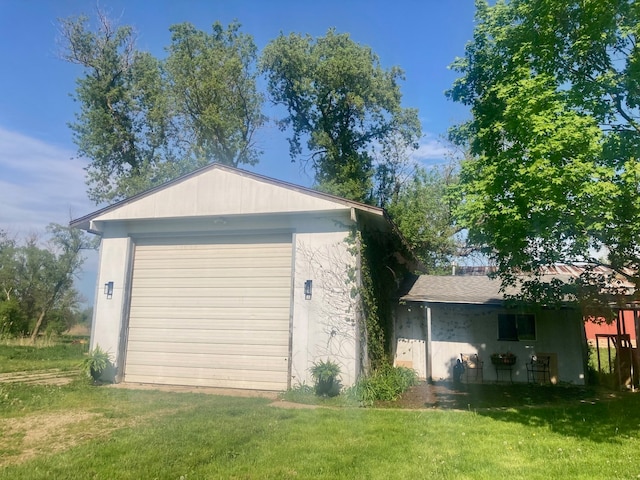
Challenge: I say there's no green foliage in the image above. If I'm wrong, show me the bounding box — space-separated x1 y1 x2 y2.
310 359 342 397
60 12 175 204
0 340 88 373
82 345 113 381
261 28 421 203
0 298 28 337
386 165 460 272
356 229 412 370
166 21 265 167
345 365 418 405
60 12 264 204
447 0 640 306
0 225 90 341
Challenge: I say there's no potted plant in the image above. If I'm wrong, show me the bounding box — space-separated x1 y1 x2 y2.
310 359 342 397
82 345 113 382
490 352 517 366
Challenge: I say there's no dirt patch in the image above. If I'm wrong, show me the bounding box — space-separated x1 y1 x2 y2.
0 411 105 465
110 381 280 400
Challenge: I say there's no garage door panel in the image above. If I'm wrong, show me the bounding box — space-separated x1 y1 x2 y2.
136 256 291 270
125 234 292 390
126 351 288 371
130 296 290 309
125 365 286 383
134 246 291 259
128 328 289 345
130 318 289 331
127 306 290 320
135 234 291 247
130 276 291 289
127 341 289 357
132 267 292 279
129 287 292 300
124 373 285 391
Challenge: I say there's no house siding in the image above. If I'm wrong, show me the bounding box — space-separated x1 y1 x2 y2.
395 303 586 384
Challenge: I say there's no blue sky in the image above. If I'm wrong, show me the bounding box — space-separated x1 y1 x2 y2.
0 0 477 303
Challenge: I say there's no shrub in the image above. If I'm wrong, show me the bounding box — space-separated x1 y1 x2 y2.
310 359 342 397
0 299 28 338
82 345 113 382
346 365 418 405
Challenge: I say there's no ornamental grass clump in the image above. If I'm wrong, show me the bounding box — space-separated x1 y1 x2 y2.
310 359 342 397
82 345 113 382
347 365 418 405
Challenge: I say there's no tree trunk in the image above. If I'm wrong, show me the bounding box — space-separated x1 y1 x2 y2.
30 308 47 343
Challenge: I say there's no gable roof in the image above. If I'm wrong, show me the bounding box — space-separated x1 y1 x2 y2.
70 163 387 232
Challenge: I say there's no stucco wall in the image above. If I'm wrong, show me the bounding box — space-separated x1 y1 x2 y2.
393 304 428 380
290 227 358 388
395 302 587 384
89 211 360 389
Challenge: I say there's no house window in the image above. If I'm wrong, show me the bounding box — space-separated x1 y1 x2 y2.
498 314 536 341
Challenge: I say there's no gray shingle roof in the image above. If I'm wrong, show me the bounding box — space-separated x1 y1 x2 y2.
399 275 507 304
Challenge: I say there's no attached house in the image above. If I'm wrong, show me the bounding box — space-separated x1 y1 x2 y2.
394 274 588 385
71 164 412 391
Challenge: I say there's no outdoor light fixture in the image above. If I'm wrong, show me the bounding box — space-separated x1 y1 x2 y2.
304 280 313 300
104 281 114 299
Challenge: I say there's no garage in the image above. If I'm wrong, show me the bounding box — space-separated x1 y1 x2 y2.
72 164 407 390
123 233 293 390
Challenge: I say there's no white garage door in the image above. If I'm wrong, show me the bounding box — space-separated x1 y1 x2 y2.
124 234 292 390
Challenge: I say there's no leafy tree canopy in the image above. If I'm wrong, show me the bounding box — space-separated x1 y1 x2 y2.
448 0 640 309
166 21 266 167
0 226 92 339
261 28 421 203
387 165 460 273
59 12 264 204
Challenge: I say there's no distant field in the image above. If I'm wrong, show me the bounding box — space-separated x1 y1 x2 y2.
0 337 88 373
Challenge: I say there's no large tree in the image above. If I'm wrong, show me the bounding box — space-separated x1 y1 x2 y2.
60 12 264 204
0 226 90 340
60 11 175 204
261 29 421 203
386 164 460 273
166 21 265 167
448 0 640 309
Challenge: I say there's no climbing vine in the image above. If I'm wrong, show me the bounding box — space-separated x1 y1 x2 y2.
348 227 411 372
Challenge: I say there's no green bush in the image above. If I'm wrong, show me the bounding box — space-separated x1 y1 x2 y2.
82 345 113 382
0 299 29 337
310 359 342 397
346 365 418 405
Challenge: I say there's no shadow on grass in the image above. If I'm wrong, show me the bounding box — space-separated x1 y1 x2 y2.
393 381 640 442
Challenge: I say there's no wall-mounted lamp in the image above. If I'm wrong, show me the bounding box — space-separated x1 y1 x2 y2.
104 281 114 299
304 280 313 300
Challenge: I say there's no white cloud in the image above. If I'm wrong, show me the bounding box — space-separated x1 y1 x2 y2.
410 135 452 163
0 126 94 235
0 127 98 305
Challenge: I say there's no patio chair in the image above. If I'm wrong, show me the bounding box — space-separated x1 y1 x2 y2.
526 355 551 384
460 353 484 383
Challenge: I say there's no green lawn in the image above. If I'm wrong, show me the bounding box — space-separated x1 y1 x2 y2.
1 343 639 479
0 338 88 373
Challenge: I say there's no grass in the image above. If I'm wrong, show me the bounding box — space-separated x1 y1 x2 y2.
2 343 640 478
0 381 639 479
0 337 88 373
